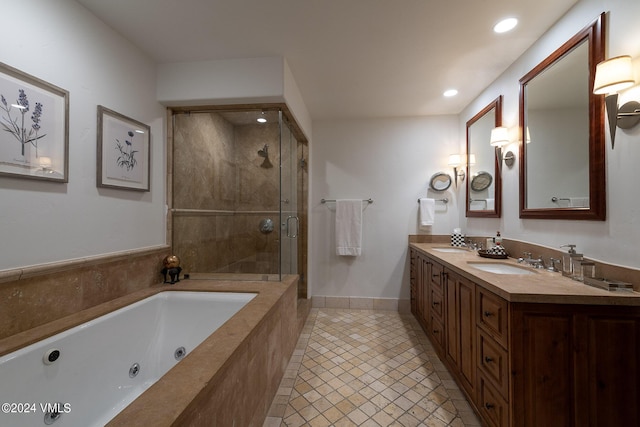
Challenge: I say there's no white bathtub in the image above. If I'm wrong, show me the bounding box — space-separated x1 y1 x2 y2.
0 291 256 427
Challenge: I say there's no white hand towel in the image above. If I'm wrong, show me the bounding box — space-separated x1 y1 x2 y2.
336 199 362 256
419 198 435 227
486 198 495 210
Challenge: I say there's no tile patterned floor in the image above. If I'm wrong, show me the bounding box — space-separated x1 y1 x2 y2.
264 308 481 427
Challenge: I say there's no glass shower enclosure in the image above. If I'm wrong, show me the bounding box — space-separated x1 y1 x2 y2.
170 108 304 283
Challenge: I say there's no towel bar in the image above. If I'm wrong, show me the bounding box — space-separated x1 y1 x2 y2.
321 198 373 204
417 198 448 204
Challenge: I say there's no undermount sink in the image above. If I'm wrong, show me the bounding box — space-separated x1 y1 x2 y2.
467 262 536 275
432 247 468 253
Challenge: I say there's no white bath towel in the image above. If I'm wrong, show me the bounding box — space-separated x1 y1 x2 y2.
336 199 363 256
419 198 435 227
569 197 589 207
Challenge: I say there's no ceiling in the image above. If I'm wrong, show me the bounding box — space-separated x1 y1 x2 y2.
75 0 578 120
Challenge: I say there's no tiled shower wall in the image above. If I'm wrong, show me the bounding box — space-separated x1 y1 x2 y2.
172 112 282 275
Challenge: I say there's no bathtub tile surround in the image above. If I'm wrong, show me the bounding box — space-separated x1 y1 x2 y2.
0 275 300 426
0 292 257 426
0 246 169 340
265 308 480 426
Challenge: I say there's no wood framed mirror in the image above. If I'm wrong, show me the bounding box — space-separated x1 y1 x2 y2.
466 96 502 218
519 13 606 220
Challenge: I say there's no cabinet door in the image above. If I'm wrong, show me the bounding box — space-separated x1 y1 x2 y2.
420 256 431 328
445 270 476 396
410 249 417 315
575 314 640 427
512 308 574 427
415 252 423 321
457 276 476 394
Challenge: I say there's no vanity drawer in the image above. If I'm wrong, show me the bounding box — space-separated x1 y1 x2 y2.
429 288 444 320
430 315 445 352
477 288 509 347
478 372 509 427
477 329 509 399
430 261 444 293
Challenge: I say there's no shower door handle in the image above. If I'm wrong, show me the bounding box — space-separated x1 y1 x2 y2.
286 216 299 238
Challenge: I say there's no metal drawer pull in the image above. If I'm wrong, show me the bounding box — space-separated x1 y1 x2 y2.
484 311 494 317
485 356 494 363
432 301 440 306
485 403 495 410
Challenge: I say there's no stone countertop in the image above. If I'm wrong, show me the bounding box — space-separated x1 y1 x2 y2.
410 243 640 306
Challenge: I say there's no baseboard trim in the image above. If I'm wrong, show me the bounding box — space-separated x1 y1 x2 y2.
311 296 410 313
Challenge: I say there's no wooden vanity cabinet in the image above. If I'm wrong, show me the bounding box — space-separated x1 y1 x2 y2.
409 247 640 427
409 249 446 353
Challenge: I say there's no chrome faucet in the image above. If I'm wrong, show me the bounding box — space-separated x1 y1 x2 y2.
518 252 545 268
547 258 561 272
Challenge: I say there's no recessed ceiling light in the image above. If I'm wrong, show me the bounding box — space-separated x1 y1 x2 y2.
257 117 267 123
494 17 518 33
443 89 458 97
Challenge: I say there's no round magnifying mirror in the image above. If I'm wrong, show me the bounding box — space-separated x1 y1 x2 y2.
429 172 452 192
470 171 493 192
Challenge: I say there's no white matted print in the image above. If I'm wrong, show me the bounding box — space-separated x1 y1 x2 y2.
0 62 69 182
97 106 150 191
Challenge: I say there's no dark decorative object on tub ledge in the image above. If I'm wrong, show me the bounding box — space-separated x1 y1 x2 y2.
161 255 182 284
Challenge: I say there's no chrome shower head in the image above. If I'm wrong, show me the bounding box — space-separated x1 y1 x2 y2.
257 144 269 158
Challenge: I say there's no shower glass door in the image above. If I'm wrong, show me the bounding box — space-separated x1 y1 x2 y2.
279 111 298 277
171 108 284 281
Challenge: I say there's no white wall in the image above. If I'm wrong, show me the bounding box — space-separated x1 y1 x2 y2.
461 0 640 269
157 57 312 141
0 0 166 270
309 116 460 299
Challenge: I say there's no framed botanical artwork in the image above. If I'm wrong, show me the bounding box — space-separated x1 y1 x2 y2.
0 62 69 182
97 106 150 191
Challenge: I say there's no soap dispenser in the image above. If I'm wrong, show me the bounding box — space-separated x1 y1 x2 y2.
495 231 502 246
560 244 582 278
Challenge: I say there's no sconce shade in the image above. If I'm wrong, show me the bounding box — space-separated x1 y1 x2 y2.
448 154 462 166
489 127 509 147
593 55 636 95
39 157 52 168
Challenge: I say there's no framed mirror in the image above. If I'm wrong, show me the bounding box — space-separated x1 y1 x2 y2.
519 13 606 220
429 172 452 192
466 96 502 217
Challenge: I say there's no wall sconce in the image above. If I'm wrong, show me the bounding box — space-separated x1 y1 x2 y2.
39 156 53 174
489 127 515 171
593 55 640 149
448 154 465 188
